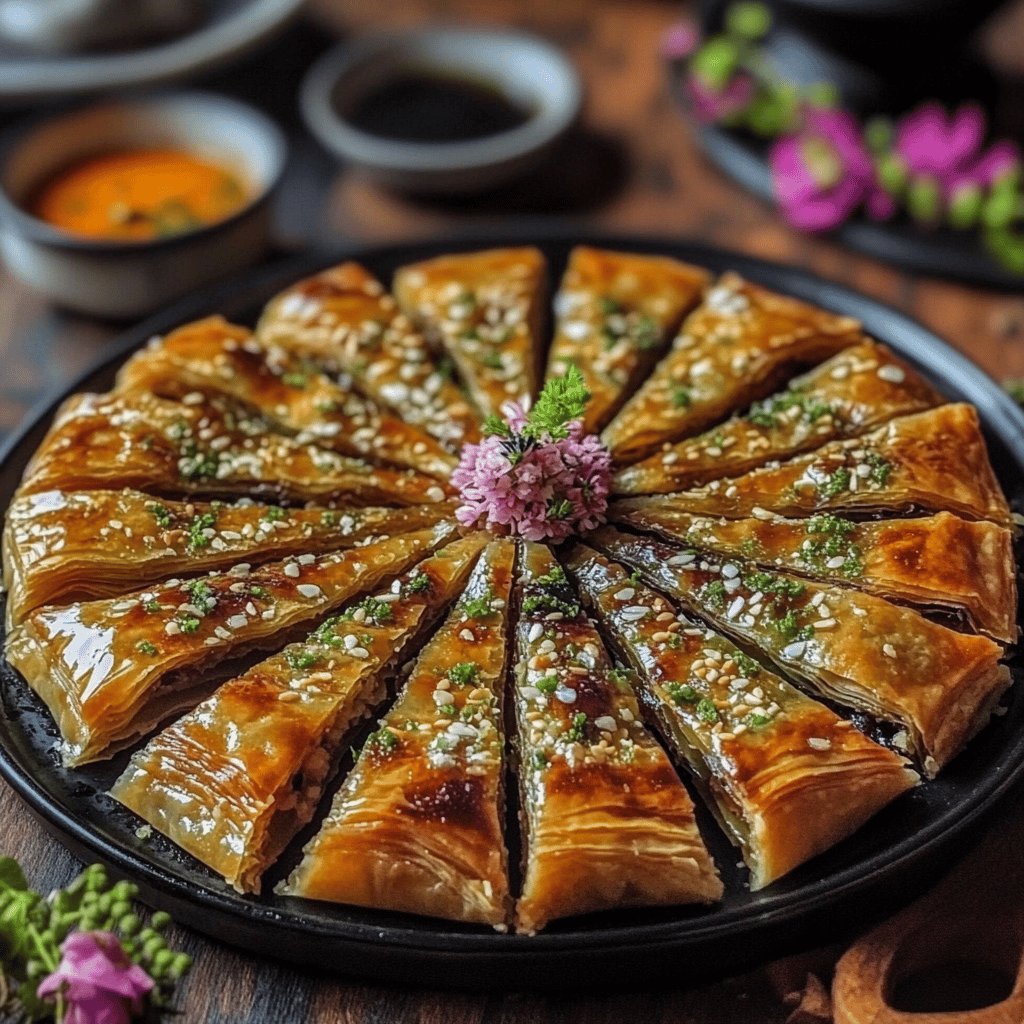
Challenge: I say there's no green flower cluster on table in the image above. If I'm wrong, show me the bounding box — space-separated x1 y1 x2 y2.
663 2 1024 273
0 858 191 1023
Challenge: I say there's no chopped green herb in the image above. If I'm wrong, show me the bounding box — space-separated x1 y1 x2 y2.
819 466 852 499
146 503 174 529
522 593 580 618
532 750 549 770
607 668 633 689
666 682 699 705
697 579 728 612
733 651 761 677
547 498 573 521
143 599 162 614
365 728 399 756
743 571 805 600
671 386 692 409
696 698 719 723
135 640 158 656
599 295 624 316
247 585 269 599
565 712 588 743
748 387 835 428
320 510 338 526
406 572 432 594
448 662 479 686
865 451 893 486
286 648 320 671
536 675 560 693
177 615 201 634
185 511 217 553
183 578 215 609
460 586 495 618
536 565 567 587
262 506 287 522
281 372 308 389
746 712 772 728
342 596 393 625
482 352 504 370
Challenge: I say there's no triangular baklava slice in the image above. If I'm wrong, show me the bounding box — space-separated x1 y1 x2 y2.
394 247 546 417
111 533 487 894
612 507 1017 644
565 545 918 889
613 405 1010 525
2 489 452 626
280 539 515 927
6 523 454 765
18 391 450 508
256 262 479 451
590 528 1010 777
118 317 456 481
512 542 721 933
613 340 942 494
545 247 709 432
602 273 863 463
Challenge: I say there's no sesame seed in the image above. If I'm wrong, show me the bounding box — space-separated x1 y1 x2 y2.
594 715 617 731
227 614 248 629
613 588 636 601
807 737 832 751
877 364 905 383
297 583 322 599
284 563 300 578
528 623 544 643
882 643 897 658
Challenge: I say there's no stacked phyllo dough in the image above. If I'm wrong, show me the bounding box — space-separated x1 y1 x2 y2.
3 246 1017 932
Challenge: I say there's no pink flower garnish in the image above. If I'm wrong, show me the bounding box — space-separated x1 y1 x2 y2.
770 108 874 231
662 21 701 61
38 931 154 1024
895 102 1021 200
453 399 611 543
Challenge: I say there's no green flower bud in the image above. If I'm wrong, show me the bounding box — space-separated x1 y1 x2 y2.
907 175 941 223
111 881 137 902
169 953 193 979
982 186 1017 230
110 901 132 921
153 949 175 974
139 928 158 943
143 936 165 960
725 1 771 40
876 153 908 197
691 36 740 91
949 183 983 229
119 913 141 936
151 912 171 932
864 116 893 153
805 81 840 109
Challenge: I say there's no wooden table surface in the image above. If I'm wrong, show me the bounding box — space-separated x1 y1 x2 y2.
2 2 1023 1021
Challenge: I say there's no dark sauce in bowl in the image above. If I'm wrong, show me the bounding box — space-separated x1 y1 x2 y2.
343 70 532 143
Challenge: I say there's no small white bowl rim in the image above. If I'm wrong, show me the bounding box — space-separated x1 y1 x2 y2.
0 90 288 254
300 28 583 175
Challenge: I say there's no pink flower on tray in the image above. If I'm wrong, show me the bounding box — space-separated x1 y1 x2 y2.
686 72 755 123
769 107 874 231
895 102 1021 199
452 369 612 543
662 21 701 61
38 931 154 1024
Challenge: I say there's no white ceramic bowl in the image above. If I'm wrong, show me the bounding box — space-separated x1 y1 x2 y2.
0 91 287 318
300 29 582 195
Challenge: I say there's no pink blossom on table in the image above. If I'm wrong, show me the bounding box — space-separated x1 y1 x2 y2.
662 21 701 61
770 108 874 231
452 411 611 543
686 72 755 123
972 140 1021 187
38 931 154 1024
865 184 897 221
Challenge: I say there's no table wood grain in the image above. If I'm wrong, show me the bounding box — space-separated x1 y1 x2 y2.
1 2 1023 1020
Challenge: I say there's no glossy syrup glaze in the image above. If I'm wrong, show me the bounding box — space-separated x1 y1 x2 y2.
118 316 457 481
282 538 515 926
6 523 454 764
17 391 451 507
545 247 709 433
257 262 479 451
602 273 864 464
613 339 942 494
394 247 546 418
2 487 454 624
566 544 917 889
590 527 1009 775
511 541 721 933
110 533 487 894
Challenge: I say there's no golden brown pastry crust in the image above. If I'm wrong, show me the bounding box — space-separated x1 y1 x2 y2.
602 273 863 463
613 405 1011 525
117 316 456 481
611 507 1018 644
545 247 709 431
512 542 722 933
256 261 480 450
17 391 451 508
2 488 453 627
565 545 918 889
111 534 487 894
280 539 515 926
590 527 1010 777
394 247 546 418
613 340 942 494
5 523 454 765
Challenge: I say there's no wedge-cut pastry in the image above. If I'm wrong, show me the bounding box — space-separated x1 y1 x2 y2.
281 539 515 926
544 247 709 432
613 340 942 494
256 262 479 450
111 533 487 894
565 545 918 889
394 247 546 418
613 405 1010 526
2 489 453 627
602 273 863 463
6 523 454 766
18 391 450 508
612 508 1017 645
117 317 455 481
512 542 721 933
590 527 1010 777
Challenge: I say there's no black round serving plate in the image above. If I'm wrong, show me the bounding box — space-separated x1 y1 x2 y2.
2 231 1023 991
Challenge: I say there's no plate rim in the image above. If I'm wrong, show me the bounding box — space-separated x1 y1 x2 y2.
2 228 1023 982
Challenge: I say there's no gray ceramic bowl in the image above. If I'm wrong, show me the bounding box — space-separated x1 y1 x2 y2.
300 28 582 195
0 91 287 318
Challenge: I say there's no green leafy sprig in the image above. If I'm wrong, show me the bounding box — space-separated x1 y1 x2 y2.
482 366 591 441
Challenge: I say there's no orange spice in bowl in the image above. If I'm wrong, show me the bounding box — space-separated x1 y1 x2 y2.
30 148 249 242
